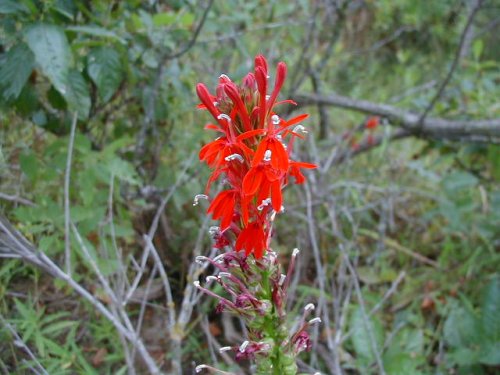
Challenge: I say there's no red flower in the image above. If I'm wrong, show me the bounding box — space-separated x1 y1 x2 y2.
288 162 317 184
365 116 379 130
235 222 267 259
196 55 317 259
207 190 238 230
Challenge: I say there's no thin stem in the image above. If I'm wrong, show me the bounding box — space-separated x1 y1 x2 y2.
64 112 78 276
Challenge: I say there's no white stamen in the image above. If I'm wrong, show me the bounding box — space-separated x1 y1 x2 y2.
195 256 208 264
266 75 270 79
304 303 315 312
224 153 244 163
263 150 272 162
193 281 201 287
239 341 249 352
271 115 280 125
217 114 232 123
279 274 286 286
195 364 208 373
279 206 285 213
257 198 272 211
292 248 300 257
213 101 219 106
219 346 232 353
219 74 230 80
308 317 322 325
293 124 308 134
213 254 225 263
218 272 231 278
193 194 208 206
206 276 218 283
208 226 220 235
265 95 270 100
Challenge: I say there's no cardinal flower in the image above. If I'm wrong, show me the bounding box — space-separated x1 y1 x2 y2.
196 55 316 258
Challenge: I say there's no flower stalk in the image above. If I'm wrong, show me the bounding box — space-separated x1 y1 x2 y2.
194 55 318 374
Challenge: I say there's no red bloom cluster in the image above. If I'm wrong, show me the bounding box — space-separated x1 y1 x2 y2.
196 55 316 259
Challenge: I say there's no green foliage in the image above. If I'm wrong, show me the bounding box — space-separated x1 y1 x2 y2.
0 0 498 373
443 278 500 368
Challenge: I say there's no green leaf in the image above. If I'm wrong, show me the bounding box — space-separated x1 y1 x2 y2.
0 43 34 100
66 25 126 44
64 70 91 120
24 23 72 96
19 152 39 180
479 342 500 365
87 47 124 102
472 39 483 61
0 0 29 14
350 306 385 364
480 278 500 343
443 305 480 348
442 172 478 193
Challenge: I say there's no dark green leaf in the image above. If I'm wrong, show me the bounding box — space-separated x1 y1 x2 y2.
87 47 124 102
0 43 34 100
65 70 91 120
24 23 72 96
0 0 29 14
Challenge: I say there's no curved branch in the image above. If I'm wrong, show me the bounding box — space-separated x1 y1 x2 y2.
294 92 500 142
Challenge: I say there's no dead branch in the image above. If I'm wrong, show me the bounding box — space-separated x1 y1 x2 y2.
294 92 500 142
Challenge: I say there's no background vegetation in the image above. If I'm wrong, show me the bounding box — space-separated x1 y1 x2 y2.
0 0 499 374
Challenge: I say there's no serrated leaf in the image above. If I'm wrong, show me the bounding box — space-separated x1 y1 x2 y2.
350 306 385 364
64 70 90 120
87 47 124 102
25 23 72 95
0 43 34 100
0 0 29 14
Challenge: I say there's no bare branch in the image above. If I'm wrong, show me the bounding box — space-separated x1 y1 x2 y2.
294 92 500 141
417 0 485 127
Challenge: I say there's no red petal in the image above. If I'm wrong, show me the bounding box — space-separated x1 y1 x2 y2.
236 129 266 142
242 167 263 196
271 180 282 212
252 140 268 167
